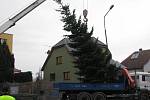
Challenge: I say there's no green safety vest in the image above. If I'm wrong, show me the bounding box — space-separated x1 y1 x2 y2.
0 95 15 100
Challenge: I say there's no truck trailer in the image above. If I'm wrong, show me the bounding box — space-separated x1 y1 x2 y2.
54 67 150 100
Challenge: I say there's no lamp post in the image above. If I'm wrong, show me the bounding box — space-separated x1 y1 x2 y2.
104 5 114 48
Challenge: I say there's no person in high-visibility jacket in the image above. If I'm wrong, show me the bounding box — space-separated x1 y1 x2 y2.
0 84 16 100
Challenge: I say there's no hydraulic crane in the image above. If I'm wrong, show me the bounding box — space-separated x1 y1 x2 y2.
0 0 47 34
0 0 47 83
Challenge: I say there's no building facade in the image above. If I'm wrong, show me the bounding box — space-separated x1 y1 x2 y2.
42 38 79 83
0 33 21 74
0 33 13 53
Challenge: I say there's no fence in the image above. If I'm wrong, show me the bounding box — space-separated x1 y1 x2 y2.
0 81 60 100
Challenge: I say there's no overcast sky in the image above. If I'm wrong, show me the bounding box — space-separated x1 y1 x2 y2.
0 0 150 77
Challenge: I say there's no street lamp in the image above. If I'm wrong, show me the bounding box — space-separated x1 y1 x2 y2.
104 5 114 48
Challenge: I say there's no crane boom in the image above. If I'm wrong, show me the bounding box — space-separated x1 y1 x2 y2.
0 0 46 33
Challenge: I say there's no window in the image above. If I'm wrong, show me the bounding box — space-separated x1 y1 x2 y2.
50 73 55 81
0 38 7 44
63 72 70 80
56 56 63 65
145 75 150 82
131 52 139 59
131 75 139 81
142 75 145 81
136 75 139 79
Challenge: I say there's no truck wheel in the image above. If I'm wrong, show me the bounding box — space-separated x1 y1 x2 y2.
92 92 106 100
139 92 149 100
69 94 77 100
77 92 92 100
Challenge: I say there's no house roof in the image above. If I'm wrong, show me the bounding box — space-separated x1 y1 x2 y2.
121 49 150 70
53 38 74 52
14 68 21 73
53 37 106 51
41 37 106 71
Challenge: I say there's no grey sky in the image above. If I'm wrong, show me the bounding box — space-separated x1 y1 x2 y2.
0 0 150 77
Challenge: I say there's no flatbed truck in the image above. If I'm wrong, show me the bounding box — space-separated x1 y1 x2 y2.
54 68 150 100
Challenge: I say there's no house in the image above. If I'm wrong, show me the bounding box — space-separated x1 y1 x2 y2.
41 38 79 83
121 49 150 73
41 37 107 83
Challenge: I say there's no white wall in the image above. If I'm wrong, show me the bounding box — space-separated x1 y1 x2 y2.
144 59 150 72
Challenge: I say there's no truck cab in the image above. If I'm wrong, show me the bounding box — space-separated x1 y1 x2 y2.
130 72 150 91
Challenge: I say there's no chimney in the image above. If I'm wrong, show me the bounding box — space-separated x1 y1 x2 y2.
47 50 50 54
139 48 142 52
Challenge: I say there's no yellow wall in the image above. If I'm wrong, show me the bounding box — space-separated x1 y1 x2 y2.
0 33 13 53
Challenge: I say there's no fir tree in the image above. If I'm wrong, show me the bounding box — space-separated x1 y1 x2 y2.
0 40 14 82
55 1 117 83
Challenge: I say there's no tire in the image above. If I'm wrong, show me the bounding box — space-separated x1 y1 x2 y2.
77 92 92 100
69 94 77 100
92 92 107 100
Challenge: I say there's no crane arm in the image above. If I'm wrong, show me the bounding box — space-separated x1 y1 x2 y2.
0 0 46 33
121 67 135 88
